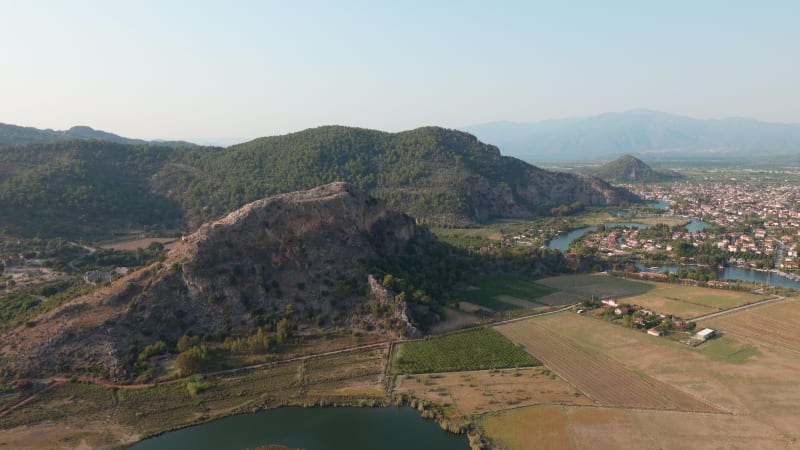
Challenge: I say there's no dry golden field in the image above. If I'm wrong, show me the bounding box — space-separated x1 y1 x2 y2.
485 306 800 449
702 299 800 352
619 284 770 319
497 319 716 411
100 237 177 251
396 367 592 416
481 404 790 450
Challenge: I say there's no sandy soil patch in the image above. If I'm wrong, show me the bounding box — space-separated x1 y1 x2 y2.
101 237 177 251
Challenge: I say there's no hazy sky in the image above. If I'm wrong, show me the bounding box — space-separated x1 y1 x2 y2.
2 0 799 144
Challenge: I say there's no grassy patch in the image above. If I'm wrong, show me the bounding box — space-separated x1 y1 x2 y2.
696 336 761 364
392 328 540 374
2 347 388 440
456 275 558 311
536 274 654 299
620 284 768 318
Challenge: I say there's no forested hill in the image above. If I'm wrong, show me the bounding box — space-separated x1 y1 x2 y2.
0 126 637 239
0 122 194 147
168 126 636 226
594 155 683 183
0 141 185 238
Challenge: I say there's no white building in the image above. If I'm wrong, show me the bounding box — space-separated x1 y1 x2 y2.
694 328 716 341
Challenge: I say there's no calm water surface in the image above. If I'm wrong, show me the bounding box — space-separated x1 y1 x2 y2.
637 264 800 290
128 406 467 450
546 219 709 252
547 222 650 251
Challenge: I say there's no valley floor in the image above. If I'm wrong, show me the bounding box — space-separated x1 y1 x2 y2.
2 274 800 449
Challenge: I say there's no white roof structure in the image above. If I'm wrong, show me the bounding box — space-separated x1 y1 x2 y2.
695 328 715 340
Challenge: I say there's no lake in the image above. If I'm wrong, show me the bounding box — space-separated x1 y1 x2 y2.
652 200 670 210
685 218 709 232
128 406 467 450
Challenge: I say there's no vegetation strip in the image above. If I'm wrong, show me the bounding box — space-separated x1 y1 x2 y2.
391 328 540 374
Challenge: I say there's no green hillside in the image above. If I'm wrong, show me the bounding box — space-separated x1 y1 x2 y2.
0 126 636 239
0 141 184 237
594 154 683 183
0 122 195 147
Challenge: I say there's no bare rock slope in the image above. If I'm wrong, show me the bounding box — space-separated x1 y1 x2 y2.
1 183 433 379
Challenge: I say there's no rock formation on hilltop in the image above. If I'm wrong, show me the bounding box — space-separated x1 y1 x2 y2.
0 183 437 379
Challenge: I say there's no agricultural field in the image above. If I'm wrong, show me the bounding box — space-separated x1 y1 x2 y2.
694 335 761 364
430 306 480 333
396 367 592 416
702 298 800 352
621 284 771 319
455 275 559 311
480 405 572 450
480 404 789 450
390 328 540 374
428 225 504 246
575 210 690 228
0 347 388 449
497 318 717 411
477 310 800 450
490 309 800 443
535 273 654 300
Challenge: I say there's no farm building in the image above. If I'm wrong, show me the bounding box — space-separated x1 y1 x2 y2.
694 328 716 341
601 298 618 307
647 327 663 337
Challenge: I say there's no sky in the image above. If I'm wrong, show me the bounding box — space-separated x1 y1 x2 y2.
1 0 799 144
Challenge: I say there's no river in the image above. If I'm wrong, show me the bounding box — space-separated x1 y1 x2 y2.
127 406 467 450
546 219 709 252
637 263 800 290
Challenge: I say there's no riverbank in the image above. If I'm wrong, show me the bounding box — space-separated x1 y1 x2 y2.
0 346 393 449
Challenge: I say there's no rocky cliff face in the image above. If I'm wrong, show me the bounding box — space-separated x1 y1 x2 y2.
0 183 434 379
464 160 635 223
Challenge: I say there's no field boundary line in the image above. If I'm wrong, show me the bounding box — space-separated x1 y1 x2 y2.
476 401 734 417
690 295 786 322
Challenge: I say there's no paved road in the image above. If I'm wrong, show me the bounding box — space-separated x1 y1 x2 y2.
689 295 786 322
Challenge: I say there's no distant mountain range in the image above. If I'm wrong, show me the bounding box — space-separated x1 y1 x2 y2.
461 109 800 162
593 155 683 184
0 122 195 147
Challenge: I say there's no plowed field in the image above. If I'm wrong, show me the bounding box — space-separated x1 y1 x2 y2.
497 319 717 412
704 299 800 352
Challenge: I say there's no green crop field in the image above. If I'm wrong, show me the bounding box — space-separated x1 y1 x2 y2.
456 275 558 311
536 274 655 299
391 328 540 374
694 336 761 364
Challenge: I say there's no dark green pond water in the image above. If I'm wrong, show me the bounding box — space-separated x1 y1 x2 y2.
127 406 467 450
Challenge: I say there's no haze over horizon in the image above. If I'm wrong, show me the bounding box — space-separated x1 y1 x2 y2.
2 1 798 145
